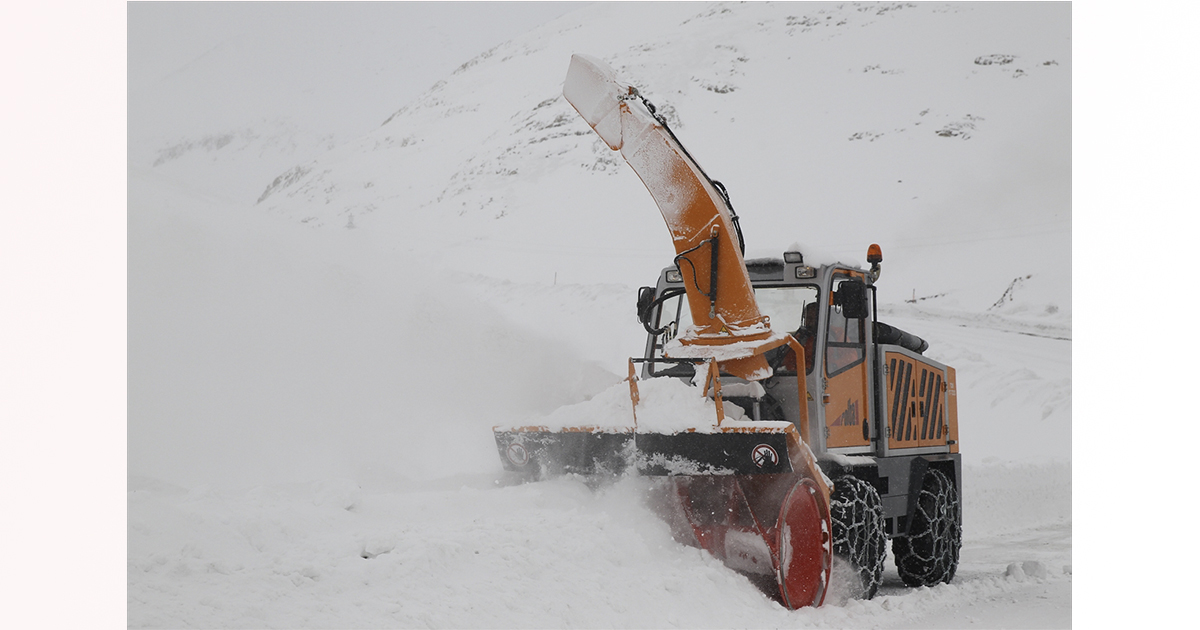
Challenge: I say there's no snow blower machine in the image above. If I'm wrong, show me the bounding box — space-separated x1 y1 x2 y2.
493 55 962 607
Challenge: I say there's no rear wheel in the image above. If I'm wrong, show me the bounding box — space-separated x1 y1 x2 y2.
829 475 886 599
893 468 961 587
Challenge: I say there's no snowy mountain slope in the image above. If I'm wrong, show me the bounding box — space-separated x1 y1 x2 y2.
128 2 1072 628
242 1 1069 311
128 2 583 203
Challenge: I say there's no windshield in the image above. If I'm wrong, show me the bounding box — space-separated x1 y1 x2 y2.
648 285 820 376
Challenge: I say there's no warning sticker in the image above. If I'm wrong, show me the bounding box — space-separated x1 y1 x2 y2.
751 444 779 468
506 443 529 466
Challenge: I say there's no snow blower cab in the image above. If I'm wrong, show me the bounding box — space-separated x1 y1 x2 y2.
492 54 961 608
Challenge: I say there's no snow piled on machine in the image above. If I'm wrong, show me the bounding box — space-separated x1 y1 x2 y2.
502 375 789 435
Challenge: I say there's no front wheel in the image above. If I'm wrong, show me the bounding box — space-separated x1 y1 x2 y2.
893 468 961 587
829 475 887 599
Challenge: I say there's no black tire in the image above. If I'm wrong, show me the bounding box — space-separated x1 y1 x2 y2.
893 468 961 587
829 475 887 599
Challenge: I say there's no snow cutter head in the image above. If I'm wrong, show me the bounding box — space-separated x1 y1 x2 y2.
493 352 833 607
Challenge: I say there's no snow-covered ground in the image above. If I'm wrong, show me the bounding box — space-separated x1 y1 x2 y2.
120 2 1081 627
128 461 1070 629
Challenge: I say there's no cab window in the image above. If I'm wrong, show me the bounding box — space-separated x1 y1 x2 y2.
755 286 819 375
649 285 819 376
826 279 866 376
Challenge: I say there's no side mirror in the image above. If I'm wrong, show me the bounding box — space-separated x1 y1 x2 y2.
835 279 870 319
636 286 656 324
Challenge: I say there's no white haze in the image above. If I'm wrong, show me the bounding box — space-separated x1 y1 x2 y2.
15 0 1188 627
122 3 1084 627
130 2 1072 493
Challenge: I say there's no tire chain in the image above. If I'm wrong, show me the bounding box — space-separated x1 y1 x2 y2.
829 476 887 599
893 469 962 587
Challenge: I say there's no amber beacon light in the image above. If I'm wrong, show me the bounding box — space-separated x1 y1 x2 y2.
867 243 883 280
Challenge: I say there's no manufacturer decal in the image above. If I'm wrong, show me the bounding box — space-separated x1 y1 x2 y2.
506 443 529 466
831 399 860 427
751 444 779 468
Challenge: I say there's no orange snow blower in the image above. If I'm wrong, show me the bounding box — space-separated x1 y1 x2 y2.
496 55 963 607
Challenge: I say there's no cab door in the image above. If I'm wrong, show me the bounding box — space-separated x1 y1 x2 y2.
823 272 872 451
